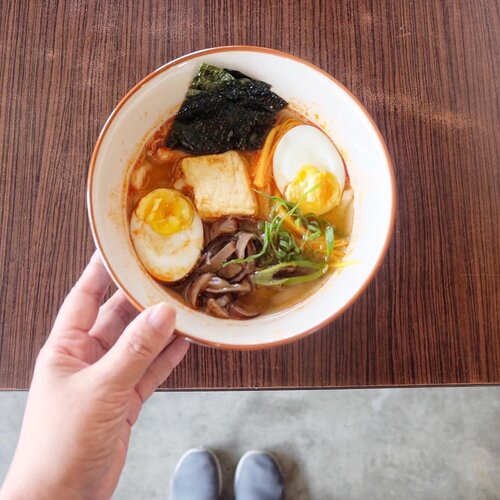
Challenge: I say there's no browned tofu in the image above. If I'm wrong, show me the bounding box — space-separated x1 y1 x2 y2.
181 151 258 219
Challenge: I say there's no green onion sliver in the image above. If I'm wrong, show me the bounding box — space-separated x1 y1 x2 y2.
252 260 328 287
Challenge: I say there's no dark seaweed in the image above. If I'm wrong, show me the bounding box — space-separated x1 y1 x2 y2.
166 64 288 154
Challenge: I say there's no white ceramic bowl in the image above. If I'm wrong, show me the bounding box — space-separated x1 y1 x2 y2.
87 46 395 350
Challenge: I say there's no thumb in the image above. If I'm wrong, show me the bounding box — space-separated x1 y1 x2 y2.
92 302 177 389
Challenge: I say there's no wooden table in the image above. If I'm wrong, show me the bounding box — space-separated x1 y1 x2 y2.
1 0 498 390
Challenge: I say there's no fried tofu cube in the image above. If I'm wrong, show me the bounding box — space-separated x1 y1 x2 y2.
181 151 257 219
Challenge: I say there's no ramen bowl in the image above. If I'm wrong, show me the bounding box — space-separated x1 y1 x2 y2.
87 46 395 349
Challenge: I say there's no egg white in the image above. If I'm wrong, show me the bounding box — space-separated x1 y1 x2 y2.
273 125 345 195
130 210 204 282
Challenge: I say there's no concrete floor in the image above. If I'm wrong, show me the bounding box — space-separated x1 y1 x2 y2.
0 388 499 499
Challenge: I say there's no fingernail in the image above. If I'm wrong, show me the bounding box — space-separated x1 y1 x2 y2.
148 302 175 331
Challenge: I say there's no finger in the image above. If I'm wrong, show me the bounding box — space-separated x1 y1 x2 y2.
89 290 138 355
50 252 111 340
135 337 190 402
92 302 176 389
125 338 188 427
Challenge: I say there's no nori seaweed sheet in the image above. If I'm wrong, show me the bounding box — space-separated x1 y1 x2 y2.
166 64 288 154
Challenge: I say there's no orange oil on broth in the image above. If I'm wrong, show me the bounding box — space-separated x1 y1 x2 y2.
126 110 354 316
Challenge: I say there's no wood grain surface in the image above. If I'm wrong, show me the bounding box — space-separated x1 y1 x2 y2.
0 0 499 389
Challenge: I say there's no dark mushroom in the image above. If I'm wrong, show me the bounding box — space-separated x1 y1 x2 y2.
206 298 231 318
230 260 256 282
205 277 253 294
235 232 258 259
204 234 233 254
238 218 260 233
203 223 211 245
215 295 231 307
198 240 236 272
179 217 267 319
205 276 231 291
228 303 260 319
186 273 212 307
216 262 244 279
209 217 238 241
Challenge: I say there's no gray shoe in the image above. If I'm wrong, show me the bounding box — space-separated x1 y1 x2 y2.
234 451 285 500
170 448 222 500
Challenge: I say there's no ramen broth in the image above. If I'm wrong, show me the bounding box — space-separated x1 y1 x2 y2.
127 111 353 315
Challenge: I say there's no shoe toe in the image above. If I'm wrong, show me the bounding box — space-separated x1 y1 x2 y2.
171 448 221 500
234 452 284 500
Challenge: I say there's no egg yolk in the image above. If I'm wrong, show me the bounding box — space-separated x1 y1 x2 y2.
135 188 194 236
285 165 342 215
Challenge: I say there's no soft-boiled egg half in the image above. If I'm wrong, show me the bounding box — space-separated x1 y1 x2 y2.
273 125 345 215
130 188 203 282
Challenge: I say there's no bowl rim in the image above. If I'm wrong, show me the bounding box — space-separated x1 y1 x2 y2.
87 45 396 350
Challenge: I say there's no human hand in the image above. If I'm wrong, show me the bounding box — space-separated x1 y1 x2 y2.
0 253 189 500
